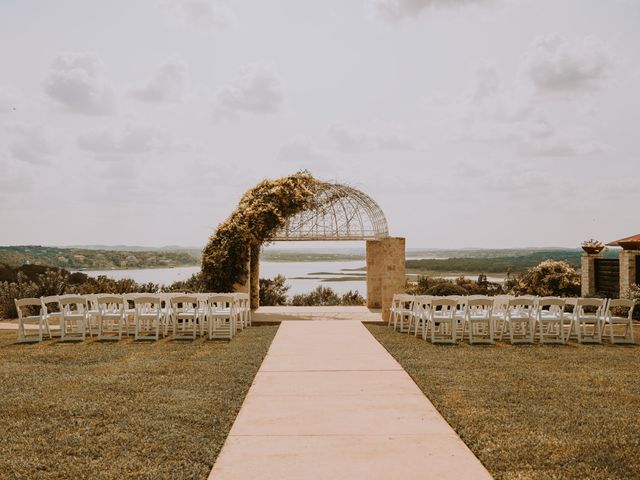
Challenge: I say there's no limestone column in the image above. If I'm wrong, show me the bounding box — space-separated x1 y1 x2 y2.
380 237 406 320
580 253 598 297
366 240 384 309
619 250 639 296
249 244 260 309
366 237 406 319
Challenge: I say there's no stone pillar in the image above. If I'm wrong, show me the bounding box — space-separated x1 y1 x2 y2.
249 244 260 309
619 250 639 296
366 240 384 309
581 253 597 297
367 237 406 319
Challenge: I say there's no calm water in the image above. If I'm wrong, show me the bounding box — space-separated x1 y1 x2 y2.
78 261 505 297
78 261 367 296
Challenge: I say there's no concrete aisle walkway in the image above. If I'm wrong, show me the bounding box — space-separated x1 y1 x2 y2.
209 321 492 480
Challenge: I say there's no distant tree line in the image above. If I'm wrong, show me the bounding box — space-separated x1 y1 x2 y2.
0 246 199 270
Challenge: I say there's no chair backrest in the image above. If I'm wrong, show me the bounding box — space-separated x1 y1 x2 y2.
14 298 43 319
392 293 413 306
575 297 606 317
538 297 565 308
207 294 235 310
431 298 458 308
97 296 125 312
607 298 634 309
133 296 162 312
413 295 432 309
467 297 493 309
85 294 99 310
59 296 88 313
170 295 198 308
606 299 635 319
508 297 534 308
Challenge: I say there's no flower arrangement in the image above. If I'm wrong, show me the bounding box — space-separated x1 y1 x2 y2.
201 171 321 293
581 239 604 254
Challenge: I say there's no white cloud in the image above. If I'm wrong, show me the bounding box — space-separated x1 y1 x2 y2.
519 137 612 157
163 0 236 31
277 136 325 162
328 123 413 153
6 124 59 165
523 34 612 93
131 61 187 102
429 59 612 158
42 53 116 115
214 62 285 118
0 87 18 113
371 0 493 21
77 126 169 157
0 159 33 196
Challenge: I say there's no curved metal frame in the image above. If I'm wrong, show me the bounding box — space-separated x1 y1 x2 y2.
273 182 389 241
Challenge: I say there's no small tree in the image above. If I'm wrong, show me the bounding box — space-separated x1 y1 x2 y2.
289 286 340 306
340 290 365 305
509 260 580 297
259 275 290 306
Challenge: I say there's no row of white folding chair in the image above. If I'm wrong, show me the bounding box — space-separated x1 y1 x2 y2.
389 294 635 345
14 292 246 343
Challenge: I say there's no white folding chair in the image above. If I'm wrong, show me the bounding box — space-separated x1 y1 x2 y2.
97 296 126 340
500 297 535 344
391 294 414 333
14 298 51 343
59 296 90 341
206 294 236 340
464 297 494 344
170 295 200 340
40 295 62 338
491 295 510 335
411 295 432 337
133 296 163 341
535 297 567 344
603 299 635 344
446 295 468 338
573 298 606 344
428 298 458 344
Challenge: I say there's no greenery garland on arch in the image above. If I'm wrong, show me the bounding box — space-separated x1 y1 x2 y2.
201 171 320 292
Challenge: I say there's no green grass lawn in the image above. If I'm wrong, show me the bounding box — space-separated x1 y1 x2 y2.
367 324 640 480
0 326 278 480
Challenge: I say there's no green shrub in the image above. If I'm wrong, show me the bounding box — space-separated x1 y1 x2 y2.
339 290 365 306
508 260 581 297
289 286 341 306
259 275 290 306
407 275 503 296
425 283 469 296
0 273 40 319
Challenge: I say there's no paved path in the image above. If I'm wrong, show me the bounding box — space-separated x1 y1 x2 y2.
209 320 492 479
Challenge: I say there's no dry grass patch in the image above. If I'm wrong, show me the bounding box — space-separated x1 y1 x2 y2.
367 325 640 480
0 326 278 480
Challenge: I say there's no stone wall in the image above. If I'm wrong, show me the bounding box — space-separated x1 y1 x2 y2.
619 250 639 295
580 253 597 297
367 237 406 319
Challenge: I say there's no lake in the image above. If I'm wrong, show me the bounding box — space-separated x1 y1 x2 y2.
78 261 506 297
78 260 367 296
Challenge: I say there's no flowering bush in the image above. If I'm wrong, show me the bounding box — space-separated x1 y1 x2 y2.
508 260 581 297
581 238 604 249
201 171 320 293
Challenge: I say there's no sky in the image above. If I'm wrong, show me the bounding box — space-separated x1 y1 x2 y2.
1 0 639 249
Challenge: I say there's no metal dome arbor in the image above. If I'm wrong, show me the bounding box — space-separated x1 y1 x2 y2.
272 182 389 241
240 181 405 317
